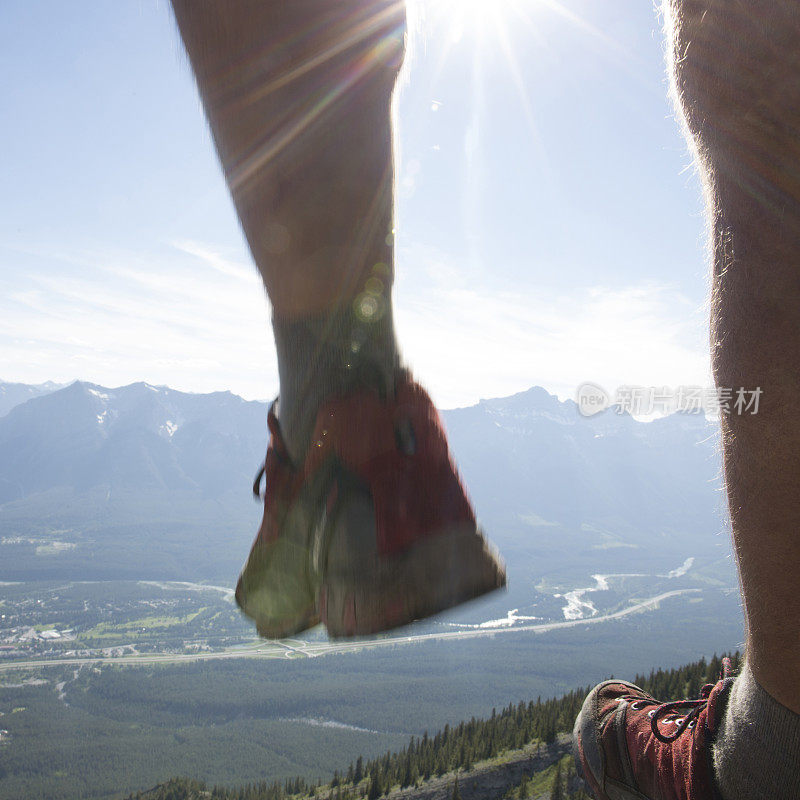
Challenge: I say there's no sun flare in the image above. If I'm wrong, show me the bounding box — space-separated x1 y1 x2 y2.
422 0 543 38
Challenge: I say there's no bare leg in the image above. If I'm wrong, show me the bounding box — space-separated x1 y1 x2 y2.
572 5 800 795
170 0 404 318
666 0 800 713
170 0 406 459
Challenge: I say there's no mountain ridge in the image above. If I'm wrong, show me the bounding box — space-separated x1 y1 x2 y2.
0 379 731 593
0 379 67 418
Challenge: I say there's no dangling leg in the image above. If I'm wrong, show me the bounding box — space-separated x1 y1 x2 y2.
170 0 506 638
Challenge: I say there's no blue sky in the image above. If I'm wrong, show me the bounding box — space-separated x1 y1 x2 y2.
1 0 712 408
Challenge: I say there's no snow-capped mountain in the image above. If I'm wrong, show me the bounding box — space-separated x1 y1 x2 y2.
0 381 730 585
0 381 267 501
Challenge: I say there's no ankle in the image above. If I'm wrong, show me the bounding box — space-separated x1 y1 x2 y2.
712 661 800 800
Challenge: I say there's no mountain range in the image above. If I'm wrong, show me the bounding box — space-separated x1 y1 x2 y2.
0 380 733 598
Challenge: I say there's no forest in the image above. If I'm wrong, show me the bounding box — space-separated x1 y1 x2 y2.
128 652 741 800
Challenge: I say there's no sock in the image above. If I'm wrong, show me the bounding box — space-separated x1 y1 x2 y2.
712 661 800 800
272 302 401 463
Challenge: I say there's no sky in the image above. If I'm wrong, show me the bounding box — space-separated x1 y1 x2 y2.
0 0 713 409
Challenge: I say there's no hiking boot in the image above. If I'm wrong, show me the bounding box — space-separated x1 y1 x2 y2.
573 658 736 800
312 371 506 637
235 404 322 638
237 370 506 640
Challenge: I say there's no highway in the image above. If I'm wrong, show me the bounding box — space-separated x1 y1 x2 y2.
0 588 699 673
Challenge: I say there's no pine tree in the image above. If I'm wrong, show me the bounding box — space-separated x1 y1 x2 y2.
549 760 563 800
401 758 413 789
354 758 364 785
451 777 461 800
367 775 381 800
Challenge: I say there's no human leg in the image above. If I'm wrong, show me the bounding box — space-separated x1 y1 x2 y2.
667 2 800 795
169 0 506 637
574 2 800 797
667 0 800 715
170 0 405 461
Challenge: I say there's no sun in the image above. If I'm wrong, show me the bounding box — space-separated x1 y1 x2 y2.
448 0 516 25
403 0 621 197
412 0 619 102
420 0 543 40
416 0 610 50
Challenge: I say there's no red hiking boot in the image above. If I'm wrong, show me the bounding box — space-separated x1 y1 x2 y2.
235 370 506 639
573 659 736 800
312 371 506 636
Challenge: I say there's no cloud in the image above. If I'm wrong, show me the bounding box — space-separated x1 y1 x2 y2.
0 238 711 410
171 239 255 281
394 242 711 409
0 240 276 400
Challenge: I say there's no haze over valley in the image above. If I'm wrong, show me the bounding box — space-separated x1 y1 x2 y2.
0 380 743 799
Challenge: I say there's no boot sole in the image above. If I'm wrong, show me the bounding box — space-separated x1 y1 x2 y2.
320 523 506 638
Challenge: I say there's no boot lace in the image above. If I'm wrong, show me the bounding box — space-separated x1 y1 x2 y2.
628 657 733 743
253 402 293 500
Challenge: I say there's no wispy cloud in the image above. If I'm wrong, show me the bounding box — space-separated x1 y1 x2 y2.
394 242 711 408
0 240 276 400
171 239 255 281
0 238 710 409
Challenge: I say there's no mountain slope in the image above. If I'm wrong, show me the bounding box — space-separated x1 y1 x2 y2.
0 381 269 583
0 381 267 500
448 388 726 572
128 653 739 800
0 380 64 418
129 742 582 800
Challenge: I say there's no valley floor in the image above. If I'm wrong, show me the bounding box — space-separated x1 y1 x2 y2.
0 587 743 800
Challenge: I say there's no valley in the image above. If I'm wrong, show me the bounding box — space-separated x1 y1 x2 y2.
0 381 744 799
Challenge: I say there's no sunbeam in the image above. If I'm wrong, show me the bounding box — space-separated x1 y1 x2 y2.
416 0 635 87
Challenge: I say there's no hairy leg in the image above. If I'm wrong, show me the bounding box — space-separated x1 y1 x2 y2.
666 0 800 713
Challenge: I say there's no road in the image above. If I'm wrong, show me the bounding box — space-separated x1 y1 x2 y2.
0 588 699 673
